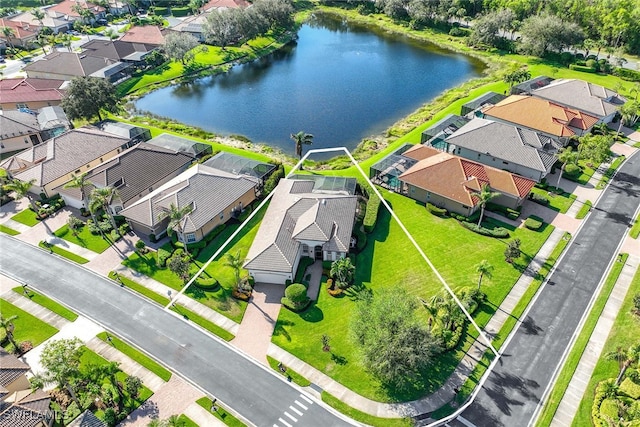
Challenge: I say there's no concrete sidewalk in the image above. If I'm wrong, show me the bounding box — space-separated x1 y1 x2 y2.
550 254 640 426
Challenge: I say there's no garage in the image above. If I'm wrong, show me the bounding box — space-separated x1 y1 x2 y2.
249 271 291 285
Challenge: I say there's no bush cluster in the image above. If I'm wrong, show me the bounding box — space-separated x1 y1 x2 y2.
524 215 544 230
529 192 549 206
564 163 582 177
263 164 284 195
613 67 640 82
459 221 509 238
281 283 310 311
157 245 174 268
87 218 113 235
426 203 448 217
171 6 190 16
194 277 220 291
486 202 521 220
363 193 381 233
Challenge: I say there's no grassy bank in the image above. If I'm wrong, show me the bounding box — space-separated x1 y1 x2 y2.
12 286 78 321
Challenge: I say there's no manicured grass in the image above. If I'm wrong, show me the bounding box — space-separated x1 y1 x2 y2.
11 208 39 226
97 331 172 382
596 155 626 190
322 392 413 427
0 224 20 235
170 304 235 342
39 241 89 264
108 271 171 306
631 214 640 239
535 253 630 427
529 187 577 214
266 356 311 387
12 286 78 321
54 223 111 253
571 257 639 427
575 200 592 220
0 299 59 353
273 192 552 402
177 415 199 427
196 396 246 427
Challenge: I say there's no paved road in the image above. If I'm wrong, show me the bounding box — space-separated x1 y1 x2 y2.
458 151 640 427
0 238 355 427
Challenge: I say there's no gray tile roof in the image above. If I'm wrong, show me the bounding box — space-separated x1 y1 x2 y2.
0 349 30 388
54 143 193 206
0 110 40 140
244 178 357 273
80 40 155 62
67 410 107 427
24 51 120 78
11 127 130 186
120 163 257 233
445 118 558 173
531 79 625 118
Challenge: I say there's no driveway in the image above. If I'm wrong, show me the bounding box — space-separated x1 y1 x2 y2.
457 150 640 426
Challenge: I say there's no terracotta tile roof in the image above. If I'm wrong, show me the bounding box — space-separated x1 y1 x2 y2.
119 25 165 46
0 18 38 40
47 0 105 18
400 145 535 206
201 0 249 11
483 95 600 137
0 78 66 105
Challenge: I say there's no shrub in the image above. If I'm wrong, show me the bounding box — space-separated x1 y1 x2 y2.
524 215 543 230
171 6 190 16
149 233 157 243
448 27 468 37
194 277 220 291
613 67 640 82
569 64 596 73
110 229 121 241
150 6 168 15
529 192 549 206
135 240 146 251
157 246 173 268
426 203 448 217
564 163 581 177
281 283 310 311
459 221 509 238
585 59 597 69
599 398 619 421
263 164 284 195
118 223 130 235
204 224 226 242
620 377 640 399
363 193 381 233
87 219 100 234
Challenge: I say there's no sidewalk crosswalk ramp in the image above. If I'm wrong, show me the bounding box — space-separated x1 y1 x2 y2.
274 393 314 427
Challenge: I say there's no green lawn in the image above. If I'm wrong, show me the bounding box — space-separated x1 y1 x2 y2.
266 356 311 387
0 299 59 353
177 415 199 427
12 286 78 321
11 208 39 227
529 187 577 214
631 214 640 239
571 259 640 427
108 272 171 306
322 392 413 427
96 332 172 381
170 304 235 341
0 224 20 235
596 155 626 190
273 192 553 402
575 200 593 220
39 241 90 264
536 253 630 427
196 396 246 427
54 223 111 253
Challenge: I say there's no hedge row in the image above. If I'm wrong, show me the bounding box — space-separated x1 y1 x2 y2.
569 64 596 73
486 202 521 220
363 193 381 233
524 215 544 230
529 192 550 206
171 6 190 16
613 67 640 82
426 203 447 217
459 221 509 238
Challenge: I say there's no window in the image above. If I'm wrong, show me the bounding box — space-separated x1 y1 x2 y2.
219 212 224 220
502 161 509 165
302 244 309 253
477 153 481 159
113 177 124 188
16 103 27 109
185 233 196 243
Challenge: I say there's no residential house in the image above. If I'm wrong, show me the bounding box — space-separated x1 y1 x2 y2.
120 163 261 242
97 120 151 144
55 142 194 211
438 118 559 182
45 0 106 23
201 0 250 12
119 25 166 46
146 133 212 159
529 78 626 124
420 114 470 147
0 18 38 48
0 78 66 111
0 110 44 154
80 39 156 66
8 10 72 35
23 51 129 82
169 14 209 42
398 145 536 216
67 410 107 427
1 127 134 196
481 95 600 143
244 176 358 284
0 349 52 427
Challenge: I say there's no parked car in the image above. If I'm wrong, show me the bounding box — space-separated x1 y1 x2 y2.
96 18 108 25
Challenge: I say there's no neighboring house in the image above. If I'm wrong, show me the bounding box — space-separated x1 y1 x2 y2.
0 18 38 48
419 114 469 147
119 25 165 46
201 0 250 12
8 10 72 34
55 142 194 211
45 0 106 22
146 133 212 159
1 127 134 196
439 118 559 182
169 14 209 42
398 145 536 217
530 78 626 123
121 163 260 242
97 120 151 144
37 106 72 140
0 110 44 154
510 75 554 95
460 91 507 117
202 151 276 186
0 349 52 427
481 95 600 143
67 410 107 427
23 51 129 82
244 176 358 285
0 78 66 111
80 39 156 65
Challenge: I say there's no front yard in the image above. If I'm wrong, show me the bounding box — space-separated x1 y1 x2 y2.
0 299 59 354
54 224 112 253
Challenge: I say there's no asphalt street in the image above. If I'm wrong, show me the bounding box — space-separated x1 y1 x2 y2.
0 237 355 427
458 151 640 427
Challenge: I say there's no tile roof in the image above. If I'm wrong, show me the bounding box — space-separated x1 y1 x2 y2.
0 111 41 140
68 410 107 427
9 10 72 30
54 143 193 206
119 25 166 45
483 95 600 137
23 52 119 79
201 0 250 11
0 18 38 40
120 163 257 233
8 127 129 186
0 78 66 106
0 389 51 427
399 145 536 207
47 0 105 18
244 178 357 273
80 39 155 61
445 118 558 173
531 78 626 118
0 349 30 388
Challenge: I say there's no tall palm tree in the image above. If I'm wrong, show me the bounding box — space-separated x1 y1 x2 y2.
89 186 120 232
556 147 579 188
5 178 38 212
475 184 500 226
31 8 45 29
0 315 19 351
64 172 94 217
290 131 313 162
330 257 355 289
2 27 16 50
475 259 493 291
224 249 244 292
606 344 640 385
158 203 194 255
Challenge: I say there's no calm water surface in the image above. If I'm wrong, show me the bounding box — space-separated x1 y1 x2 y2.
135 14 484 155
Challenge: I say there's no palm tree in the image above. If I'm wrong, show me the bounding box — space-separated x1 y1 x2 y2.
0 315 19 351
165 415 183 427
89 186 120 233
475 184 500 226
605 344 640 385
330 257 355 289
475 260 493 291
556 147 579 188
64 172 94 217
2 27 16 50
31 8 45 29
5 178 38 212
290 131 313 162
422 294 444 331
224 249 245 292
158 203 194 255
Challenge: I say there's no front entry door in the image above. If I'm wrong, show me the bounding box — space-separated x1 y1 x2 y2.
314 245 323 260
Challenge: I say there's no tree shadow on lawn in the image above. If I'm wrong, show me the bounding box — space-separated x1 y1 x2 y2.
299 303 324 323
123 252 159 277
272 319 295 342
354 205 392 284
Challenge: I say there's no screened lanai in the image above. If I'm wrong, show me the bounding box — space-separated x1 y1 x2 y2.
370 145 417 193
203 152 276 182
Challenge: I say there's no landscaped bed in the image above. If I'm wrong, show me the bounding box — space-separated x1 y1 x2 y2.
0 299 59 354
529 186 577 214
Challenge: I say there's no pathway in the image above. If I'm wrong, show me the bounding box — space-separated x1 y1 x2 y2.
550 254 640 426
2 288 70 330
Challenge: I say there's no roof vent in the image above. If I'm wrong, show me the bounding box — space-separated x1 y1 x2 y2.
321 199 326 205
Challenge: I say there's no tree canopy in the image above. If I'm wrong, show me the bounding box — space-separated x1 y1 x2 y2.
162 32 202 65
61 77 118 122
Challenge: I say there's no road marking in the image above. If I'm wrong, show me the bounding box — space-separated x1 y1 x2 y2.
278 418 292 427
284 411 298 422
458 415 477 427
289 405 303 416
299 394 313 404
294 400 308 410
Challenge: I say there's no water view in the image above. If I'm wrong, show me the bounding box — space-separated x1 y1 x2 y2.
135 13 485 155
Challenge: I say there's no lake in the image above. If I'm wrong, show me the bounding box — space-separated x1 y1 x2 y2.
135 13 484 156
